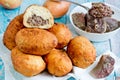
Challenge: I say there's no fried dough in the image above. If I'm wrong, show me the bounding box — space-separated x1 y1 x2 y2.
11 47 46 77
15 28 58 56
3 14 24 50
67 36 96 68
48 23 72 49
44 49 72 76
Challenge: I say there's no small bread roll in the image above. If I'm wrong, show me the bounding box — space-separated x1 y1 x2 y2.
44 49 72 77
43 0 70 18
15 28 58 56
3 14 24 50
23 5 54 29
48 23 72 49
11 47 46 77
67 36 96 68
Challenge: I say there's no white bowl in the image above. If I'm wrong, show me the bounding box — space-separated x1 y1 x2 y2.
70 2 120 41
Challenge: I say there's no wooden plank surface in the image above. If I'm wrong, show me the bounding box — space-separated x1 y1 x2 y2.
104 0 120 57
110 31 120 57
0 6 20 33
104 0 120 56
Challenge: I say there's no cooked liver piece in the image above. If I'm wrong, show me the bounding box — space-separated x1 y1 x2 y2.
103 17 118 32
72 13 86 30
90 55 115 79
85 14 107 33
72 3 119 33
85 14 119 33
89 3 114 18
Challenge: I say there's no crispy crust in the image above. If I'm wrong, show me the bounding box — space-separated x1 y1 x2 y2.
15 28 58 56
11 47 46 77
48 23 72 49
44 49 72 76
67 36 96 68
3 14 25 50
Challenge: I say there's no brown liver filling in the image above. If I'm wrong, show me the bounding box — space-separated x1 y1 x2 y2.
91 55 115 78
72 3 120 33
89 3 114 18
27 14 49 26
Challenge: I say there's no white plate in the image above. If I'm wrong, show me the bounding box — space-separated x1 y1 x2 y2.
0 32 118 80
73 51 117 80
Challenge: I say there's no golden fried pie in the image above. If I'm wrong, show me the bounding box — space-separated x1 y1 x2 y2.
23 5 54 29
3 14 24 50
15 28 58 56
44 49 72 76
48 23 72 49
11 47 46 77
67 36 96 68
